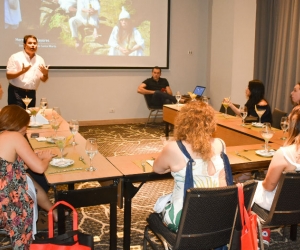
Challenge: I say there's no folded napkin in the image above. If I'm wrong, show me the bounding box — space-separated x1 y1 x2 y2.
30 113 49 125
146 160 154 166
35 137 47 142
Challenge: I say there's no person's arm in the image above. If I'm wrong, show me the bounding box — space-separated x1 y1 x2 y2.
262 148 287 191
137 83 155 95
39 64 49 82
6 63 31 80
228 102 240 116
153 142 184 174
15 133 52 173
165 86 173 96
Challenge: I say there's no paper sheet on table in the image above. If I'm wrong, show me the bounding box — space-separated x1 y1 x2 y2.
146 160 154 166
30 113 49 124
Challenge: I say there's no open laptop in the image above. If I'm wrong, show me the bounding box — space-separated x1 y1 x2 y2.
182 85 206 98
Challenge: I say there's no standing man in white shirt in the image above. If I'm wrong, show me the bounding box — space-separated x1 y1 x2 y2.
6 35 50 108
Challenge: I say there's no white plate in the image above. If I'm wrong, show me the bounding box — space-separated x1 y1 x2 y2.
252 122 264 128
255 150 275 157
28 122 42 127
50 159 74 168
46 138 55 143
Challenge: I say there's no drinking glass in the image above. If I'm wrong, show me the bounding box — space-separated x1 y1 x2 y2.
52 107 61 120
280 116 288 140
50 119 61 137
240 106 248 126
29 107 40 125
188 92 197 101
260 123 274 153
22 96 32 111
255 105 266 124
69 119 79 145
53 136 66 166
40 97 48 116
222 97 231 117
85 138 98 171
202 96 208 104
175 91 181 106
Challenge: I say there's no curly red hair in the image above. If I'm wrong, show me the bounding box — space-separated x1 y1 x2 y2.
174 101 216 161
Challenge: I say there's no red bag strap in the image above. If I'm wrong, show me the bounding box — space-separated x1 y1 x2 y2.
48 201 78 238
237 183 245 224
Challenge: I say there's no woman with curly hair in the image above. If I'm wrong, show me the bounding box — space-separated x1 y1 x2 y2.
227 79 272 123
153 101 227 233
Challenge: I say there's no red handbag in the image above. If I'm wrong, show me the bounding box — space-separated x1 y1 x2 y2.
30 201 93 250
237 183 258 250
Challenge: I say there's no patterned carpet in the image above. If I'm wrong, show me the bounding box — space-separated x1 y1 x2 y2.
2 122 299 249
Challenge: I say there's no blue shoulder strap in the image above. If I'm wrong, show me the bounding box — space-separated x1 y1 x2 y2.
176 140 195 200
219 140 234 185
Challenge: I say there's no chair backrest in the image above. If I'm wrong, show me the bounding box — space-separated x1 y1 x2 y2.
272 108 287 129
173 185 239 249
265 172 300 226
219 103 240 116
143 94 162 110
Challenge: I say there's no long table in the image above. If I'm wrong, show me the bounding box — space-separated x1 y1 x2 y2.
27 110 123 250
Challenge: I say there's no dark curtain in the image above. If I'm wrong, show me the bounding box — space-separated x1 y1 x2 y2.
254 0 300 113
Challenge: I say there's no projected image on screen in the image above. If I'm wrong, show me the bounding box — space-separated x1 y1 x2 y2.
1 0 169 69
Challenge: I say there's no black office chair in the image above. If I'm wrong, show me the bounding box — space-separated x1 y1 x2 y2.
143 180 257 250
252 172 300 241
219 103 240 116
272 108 287 129
144 95 163 126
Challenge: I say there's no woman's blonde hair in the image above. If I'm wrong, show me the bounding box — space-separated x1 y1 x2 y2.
286 105 300 148
174 101 216 161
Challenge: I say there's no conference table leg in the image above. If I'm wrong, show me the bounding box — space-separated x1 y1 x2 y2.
123 179 146 250
165 122 170 137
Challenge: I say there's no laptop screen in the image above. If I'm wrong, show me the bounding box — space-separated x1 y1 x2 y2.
193 86 206 96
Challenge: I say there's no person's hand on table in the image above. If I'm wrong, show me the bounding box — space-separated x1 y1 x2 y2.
35 150 54 162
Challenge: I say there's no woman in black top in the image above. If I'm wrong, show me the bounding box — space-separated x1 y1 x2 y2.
228 79 272 123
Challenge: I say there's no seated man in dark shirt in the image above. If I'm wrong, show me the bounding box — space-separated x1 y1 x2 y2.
137 66 176 108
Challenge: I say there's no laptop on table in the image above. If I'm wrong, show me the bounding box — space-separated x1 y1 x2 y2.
182 85 206 98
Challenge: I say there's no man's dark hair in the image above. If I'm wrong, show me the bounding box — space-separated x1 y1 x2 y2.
152 66 161 73
23 35 37 44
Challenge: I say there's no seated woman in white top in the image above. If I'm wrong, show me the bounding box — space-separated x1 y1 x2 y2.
153 101 227 233
253 105 300 211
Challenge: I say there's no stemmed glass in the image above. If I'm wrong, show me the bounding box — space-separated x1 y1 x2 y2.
29 107 40 125
280 116 288 140
50 119 61 137
260 123 274 153
53 136 66 166
52 107 61 120
222 97 231 117
255 105 266 125
85 138 98 172
40 97 48 116
202 96 208 104
240 106 248 126
69 119 79 146
22 96 32 111
188 92 197 101
175 91 181 107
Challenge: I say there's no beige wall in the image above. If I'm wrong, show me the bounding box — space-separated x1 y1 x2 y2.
0 0 256 123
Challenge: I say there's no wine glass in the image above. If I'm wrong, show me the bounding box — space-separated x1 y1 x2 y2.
260 123 274 153
85 138 98 172
52 107 61 120
280 116 288 140
202 96 208 104
29 107 40 125
40 97 48 116
69 119 79 146
175 91 181 107
222 97 231 117
22 96 32 111
50 119 61 137
188 92 197 101
53 136 66 166
240 106 248 126
255 105 266 125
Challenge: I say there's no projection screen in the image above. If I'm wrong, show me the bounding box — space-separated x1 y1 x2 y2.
1 0 170 69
